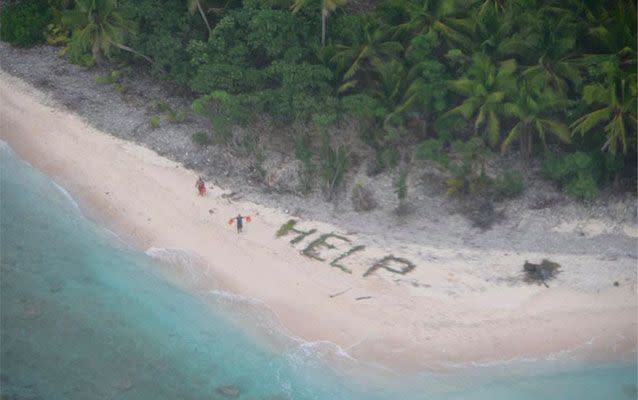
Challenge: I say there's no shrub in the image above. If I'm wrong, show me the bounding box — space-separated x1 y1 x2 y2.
45 22 69 46
445 139 490 196
395 170 408 203
415 139 449 166
417 138 524 201
319 131 348 200
166 109 187 123
95 75 113 85
152 101 187 124
381 147 400 170
149 115 161 129
153 100 172 113
565 174 598 200
192 131 211 146
239 132 266 179
341 94 387 124
405 31 450 114
493 170 525 200
65 33 94 66
95 71 125 92
192 91 248 142
187 2 334 126
416 138 476 195
542 152 599 200
395 170 410 214
295 134 315 194
1 0 52 47
119 0 198 85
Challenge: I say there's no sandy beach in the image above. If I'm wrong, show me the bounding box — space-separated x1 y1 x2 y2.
1 71 636 371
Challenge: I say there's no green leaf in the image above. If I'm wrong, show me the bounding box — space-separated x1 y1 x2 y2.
448 78 474 96
447 98 479 119
497 59 517 77
337 80 359 93
543 120 571 143
485 91 505 104
475 107 486 130
501 122 523 154
570 108 611 136
582 84 606 105
486 109 500 146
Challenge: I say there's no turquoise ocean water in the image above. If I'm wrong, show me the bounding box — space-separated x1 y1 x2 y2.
1 141 636 399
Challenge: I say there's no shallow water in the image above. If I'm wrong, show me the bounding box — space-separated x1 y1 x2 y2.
1 141 636 399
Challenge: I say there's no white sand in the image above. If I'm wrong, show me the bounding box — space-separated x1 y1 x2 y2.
1 72 636 371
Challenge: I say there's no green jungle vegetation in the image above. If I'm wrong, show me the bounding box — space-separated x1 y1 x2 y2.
2 0 636 202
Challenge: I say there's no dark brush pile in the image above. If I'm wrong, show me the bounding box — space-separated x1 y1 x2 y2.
523 259 561 288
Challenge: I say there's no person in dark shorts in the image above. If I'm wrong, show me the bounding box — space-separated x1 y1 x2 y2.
235 214 243 233
228 214 251 233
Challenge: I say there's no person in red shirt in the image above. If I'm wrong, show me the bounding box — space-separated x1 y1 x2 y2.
196 177 206 196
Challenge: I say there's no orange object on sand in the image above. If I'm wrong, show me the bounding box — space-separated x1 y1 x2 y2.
246 216 252 222
228 218 234 225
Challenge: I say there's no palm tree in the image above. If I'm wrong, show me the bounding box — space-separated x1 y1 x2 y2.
462 5 513 59
369 60 421 130
578 0 636 69
571 73 637 155
445 53 517 147
500 8 581 95
403 34 450 137
187 0 212 37
501 85 571 156
473 0 508 17
290 0 346 47
395 0 471 50
331 23 403 92
64 0 152 64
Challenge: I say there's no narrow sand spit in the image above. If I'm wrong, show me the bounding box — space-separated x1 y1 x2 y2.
1 72 636 371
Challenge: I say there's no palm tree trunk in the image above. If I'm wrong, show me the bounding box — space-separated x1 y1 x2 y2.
321 8 328 47
197 1 212 36
111 41 154 64
92 44 103 66
523 127 532 159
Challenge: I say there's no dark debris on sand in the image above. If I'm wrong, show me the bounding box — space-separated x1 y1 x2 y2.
523 259 561 288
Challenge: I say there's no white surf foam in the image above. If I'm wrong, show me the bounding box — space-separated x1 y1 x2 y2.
145 247 212 283
51 180 81 212
209 288 264 305
208 287 359 369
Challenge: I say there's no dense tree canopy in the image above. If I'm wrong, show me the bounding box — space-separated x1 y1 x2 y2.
3 0 636 199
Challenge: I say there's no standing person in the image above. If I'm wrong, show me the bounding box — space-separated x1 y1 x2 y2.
228 214 251 233
235 214 244 234
196 177 206 196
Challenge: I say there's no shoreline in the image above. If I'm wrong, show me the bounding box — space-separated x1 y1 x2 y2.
1 71 636 372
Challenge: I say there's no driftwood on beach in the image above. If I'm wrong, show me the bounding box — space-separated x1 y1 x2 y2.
523 259 561 288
